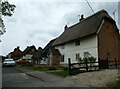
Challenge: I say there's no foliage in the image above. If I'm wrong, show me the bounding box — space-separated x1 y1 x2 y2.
2 1 16 16
78 56 96 63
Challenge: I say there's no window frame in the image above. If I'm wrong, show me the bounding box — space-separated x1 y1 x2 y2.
60 55 65 62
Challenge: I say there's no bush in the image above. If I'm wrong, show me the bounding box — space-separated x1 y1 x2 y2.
63 67 69 71
78 56 96 63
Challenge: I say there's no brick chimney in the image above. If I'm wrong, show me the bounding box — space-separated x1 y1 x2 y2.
79 14 84 22
64 25 68 31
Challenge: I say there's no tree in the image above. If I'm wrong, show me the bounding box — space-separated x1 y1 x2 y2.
1 0 16 16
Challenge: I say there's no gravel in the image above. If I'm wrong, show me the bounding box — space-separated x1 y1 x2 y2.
66 69 119 87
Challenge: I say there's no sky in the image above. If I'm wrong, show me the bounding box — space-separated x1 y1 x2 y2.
0 0 120 56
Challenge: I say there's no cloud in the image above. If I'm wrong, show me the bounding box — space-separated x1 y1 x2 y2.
1 1 119 56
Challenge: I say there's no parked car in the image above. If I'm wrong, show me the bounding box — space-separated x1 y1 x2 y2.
2 58 16 67
15 59 30 64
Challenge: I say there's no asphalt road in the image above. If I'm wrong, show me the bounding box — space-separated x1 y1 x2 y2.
2 66 89 87
2 67 48 87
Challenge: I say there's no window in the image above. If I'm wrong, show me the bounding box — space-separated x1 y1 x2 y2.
61 44 65 49
76 53 80 61
61 55 64 62
76 40 80 46
84 52 89 58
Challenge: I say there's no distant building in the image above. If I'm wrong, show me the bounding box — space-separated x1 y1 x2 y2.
7 46 22 60
22 45 37 61
42 38 61 66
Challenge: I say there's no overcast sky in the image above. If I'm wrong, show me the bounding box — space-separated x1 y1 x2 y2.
0 0 120 56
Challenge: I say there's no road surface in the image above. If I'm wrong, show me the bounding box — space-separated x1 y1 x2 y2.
2 66 89 87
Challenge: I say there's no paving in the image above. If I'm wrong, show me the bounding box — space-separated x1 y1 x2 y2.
15 67 90 87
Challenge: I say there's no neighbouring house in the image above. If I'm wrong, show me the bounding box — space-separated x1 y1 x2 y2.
42 38 58 66
22 45 37 62
7 46 22 60
32 47 43 64
48 47 61 67
53 9 120 66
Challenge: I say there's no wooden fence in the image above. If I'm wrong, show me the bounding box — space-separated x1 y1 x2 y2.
68 58 119 75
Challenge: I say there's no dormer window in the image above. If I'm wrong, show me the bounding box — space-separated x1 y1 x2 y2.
76 40 80 46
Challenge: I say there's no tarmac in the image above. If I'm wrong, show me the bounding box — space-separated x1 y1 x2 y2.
15 66 90 87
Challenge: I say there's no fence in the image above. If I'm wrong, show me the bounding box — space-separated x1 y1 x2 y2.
68 58 119 75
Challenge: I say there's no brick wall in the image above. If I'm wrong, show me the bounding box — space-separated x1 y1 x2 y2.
98 19 120 63
51 55 60 67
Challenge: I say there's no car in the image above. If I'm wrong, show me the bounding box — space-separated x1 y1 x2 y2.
15 59 30 64
2 58 16 67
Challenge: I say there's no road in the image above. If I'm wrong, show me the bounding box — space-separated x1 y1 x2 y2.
2 66 89 87
2 67 47 87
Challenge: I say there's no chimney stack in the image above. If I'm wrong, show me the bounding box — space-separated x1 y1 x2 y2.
64 25 68 31
79 14 84 22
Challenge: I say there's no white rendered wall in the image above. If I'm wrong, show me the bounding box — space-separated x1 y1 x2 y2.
55 35 98 64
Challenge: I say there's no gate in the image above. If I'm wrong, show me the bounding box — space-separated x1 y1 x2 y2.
99 59 109 69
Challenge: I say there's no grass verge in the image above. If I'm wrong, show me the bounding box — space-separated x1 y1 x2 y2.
106 78 120 87
16 64 70 77
48 70 69 77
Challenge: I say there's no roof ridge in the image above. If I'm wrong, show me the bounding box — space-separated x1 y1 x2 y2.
67 9 108 29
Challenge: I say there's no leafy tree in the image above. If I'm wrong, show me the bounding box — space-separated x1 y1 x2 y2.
1 0 16 16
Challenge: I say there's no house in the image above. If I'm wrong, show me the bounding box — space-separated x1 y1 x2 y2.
32 47 43 64
7 46 22 60
22 45 36 61
53 9 120 65
42 39 56 65
48 47 61 67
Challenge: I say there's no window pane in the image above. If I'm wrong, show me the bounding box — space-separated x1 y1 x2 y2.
84 52 89 58
76 53 80 61
61 55 64 62
76 40 80 46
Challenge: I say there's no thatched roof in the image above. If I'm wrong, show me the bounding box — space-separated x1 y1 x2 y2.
53 9 115 46
50 47 61 55
42 38 56 57
22 45 36 56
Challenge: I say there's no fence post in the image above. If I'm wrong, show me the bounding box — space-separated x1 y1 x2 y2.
107 58 109 69
115 58 117 67
68 58 71 75
85 59 88 72
98 58 101 70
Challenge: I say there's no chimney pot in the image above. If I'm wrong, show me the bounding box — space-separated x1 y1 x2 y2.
64 25 68 30
79 14 84 22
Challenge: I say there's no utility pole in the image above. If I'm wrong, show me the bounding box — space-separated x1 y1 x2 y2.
86 0 95 14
